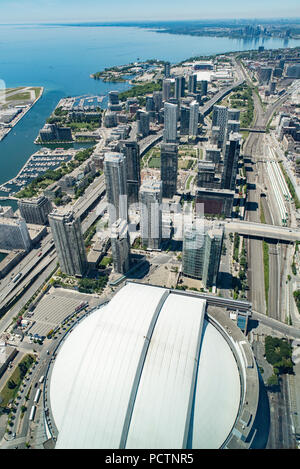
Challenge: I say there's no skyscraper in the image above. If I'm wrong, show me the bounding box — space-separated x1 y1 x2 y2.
163 102 178 143
164 62 171 78
200 80 208 96
108 91 119 105
258 67 273 84
0 216 31 252
197 161 216 188
146 96 155 112
188 74 197 94
180 106 190 135
226 120 240 140
211 105 228 148
18 196 52 225
175 76 185 100
119 141 141 207
48 210 88 277
110 218 131 274
153 91 163 112
160 143 178 198
162 79 172 102
189 100 199 137
182 220 224 288
227 108 240 122
137 110 150 138
221 132 241 190
104 152 128 225
139 179 162 250
212 105 240 149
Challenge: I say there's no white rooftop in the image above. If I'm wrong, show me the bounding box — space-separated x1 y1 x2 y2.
49 283 241 449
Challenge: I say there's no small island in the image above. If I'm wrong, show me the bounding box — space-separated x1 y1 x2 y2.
91 59 168 83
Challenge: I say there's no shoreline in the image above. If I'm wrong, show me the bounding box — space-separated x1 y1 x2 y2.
0 87 44 142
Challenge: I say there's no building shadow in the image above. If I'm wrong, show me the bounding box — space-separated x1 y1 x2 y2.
250 370 271 448
247 318 259 333
217 271 233 290
126 256 151 279
245 201 258 211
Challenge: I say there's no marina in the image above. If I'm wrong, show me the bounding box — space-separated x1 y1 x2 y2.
0 148 80 196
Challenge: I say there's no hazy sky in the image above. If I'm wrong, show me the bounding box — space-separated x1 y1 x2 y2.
0 0 299 23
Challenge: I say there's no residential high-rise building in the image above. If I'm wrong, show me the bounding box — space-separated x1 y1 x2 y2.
160 143 178 198
221 132 241 190
182 220 224 288
258 67 273 84
0 217 31 251
163 102 178 143
226 120 240 139
48 210 88 277
202 225 224 287
119 141 141 207
139 179 162 249
180 106 190 135
200 80 208 96
197 161 216 188
110 218 131 274
39 123 72 143
269 81 276 94
164 62 171 78
204 144 221 165
137 110 150 138
162 79 172 102
227 108 240 122
189 100 199 137
188 74 197 94
211 105 228 148
273 67 283 78
286 64 300 79
212 105 240 149
108 91 119 105
153 91 163 112
146 96 155 112
175 76 185 100
103 152 128 225
18 196 53 225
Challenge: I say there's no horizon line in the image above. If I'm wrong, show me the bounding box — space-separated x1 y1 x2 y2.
1 17 300 25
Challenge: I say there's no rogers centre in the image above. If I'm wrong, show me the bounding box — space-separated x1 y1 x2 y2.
43 282 260 449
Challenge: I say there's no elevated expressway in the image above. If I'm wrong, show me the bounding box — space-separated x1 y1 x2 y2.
224 220 300 243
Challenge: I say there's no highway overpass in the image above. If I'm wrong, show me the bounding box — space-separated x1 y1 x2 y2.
224 220 300 243
199 78 245 117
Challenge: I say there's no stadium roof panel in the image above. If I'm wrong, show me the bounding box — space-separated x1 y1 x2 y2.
49 283 247 449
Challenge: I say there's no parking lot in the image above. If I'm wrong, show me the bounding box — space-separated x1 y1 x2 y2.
26 287 101 338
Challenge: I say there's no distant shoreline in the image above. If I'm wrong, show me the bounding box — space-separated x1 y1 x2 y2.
0 86 44 142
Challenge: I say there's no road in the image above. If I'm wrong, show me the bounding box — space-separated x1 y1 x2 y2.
266 375 296 449
241 63 298 321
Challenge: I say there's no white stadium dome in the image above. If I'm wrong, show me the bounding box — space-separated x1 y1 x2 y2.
46 282 259 449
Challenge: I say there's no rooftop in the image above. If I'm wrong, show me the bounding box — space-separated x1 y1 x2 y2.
47 282 259 449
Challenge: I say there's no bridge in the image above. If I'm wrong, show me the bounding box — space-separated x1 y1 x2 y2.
240 127 266 133
199 78 245 117
139 131 163 157
224 220 300 243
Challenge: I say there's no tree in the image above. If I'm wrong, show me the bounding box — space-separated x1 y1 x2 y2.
7 380 16 389
267 374 279 387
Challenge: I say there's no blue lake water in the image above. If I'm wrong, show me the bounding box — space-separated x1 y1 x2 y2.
0 24 299 186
